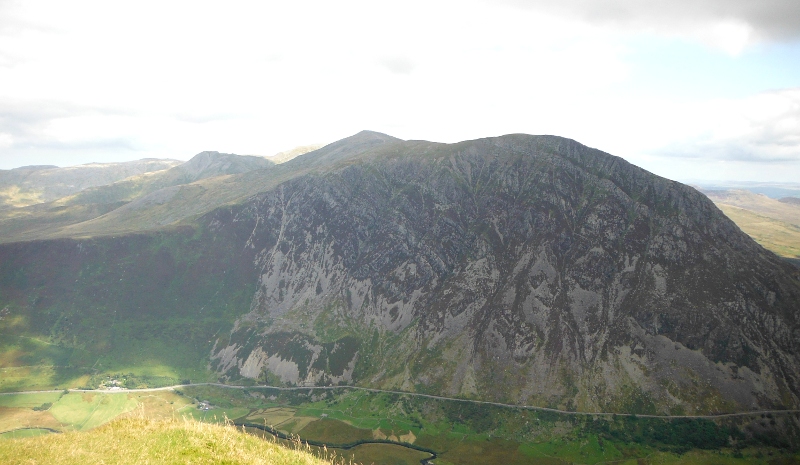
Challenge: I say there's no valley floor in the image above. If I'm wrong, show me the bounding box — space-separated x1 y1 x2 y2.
1 384 798 465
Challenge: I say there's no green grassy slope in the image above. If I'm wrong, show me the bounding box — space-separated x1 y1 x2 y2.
0 226 259 391
49 392 138 431
0 416 332 465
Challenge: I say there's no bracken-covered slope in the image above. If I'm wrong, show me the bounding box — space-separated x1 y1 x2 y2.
1 132 799 416
208 133 800 414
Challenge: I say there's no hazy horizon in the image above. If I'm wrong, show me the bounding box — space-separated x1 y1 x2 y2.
5 131 800 190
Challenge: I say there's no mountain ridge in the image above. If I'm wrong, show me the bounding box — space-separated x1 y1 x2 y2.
0 158 182 210
0 147 317 243
0 131 798 417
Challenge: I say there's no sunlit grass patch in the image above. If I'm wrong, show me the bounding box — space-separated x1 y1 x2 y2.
122 391 194 419
49 392 138 431
0 186 43 209
0 416 334 465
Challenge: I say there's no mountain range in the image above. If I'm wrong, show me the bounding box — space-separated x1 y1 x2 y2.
0 131 798 416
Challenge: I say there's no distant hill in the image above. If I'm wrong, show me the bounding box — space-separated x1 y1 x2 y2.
0 159 181 209
688 181 800 200
0 147 322 243
700 189 800 260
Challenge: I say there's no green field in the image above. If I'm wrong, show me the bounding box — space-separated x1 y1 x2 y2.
49 392 138 431
0 428 55 440
176 386 800 465
0 386 798 464
345 443 431 465
521 434 626 463
182 406 252 424
0 392 62 408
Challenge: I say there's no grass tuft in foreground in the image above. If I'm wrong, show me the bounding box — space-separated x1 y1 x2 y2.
0 415 340 465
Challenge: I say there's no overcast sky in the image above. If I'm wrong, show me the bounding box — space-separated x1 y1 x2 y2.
1 0 799 182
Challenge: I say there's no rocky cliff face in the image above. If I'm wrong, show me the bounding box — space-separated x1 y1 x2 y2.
208 133 800 414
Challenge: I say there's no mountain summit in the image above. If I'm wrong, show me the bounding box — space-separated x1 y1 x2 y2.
175 151 274 183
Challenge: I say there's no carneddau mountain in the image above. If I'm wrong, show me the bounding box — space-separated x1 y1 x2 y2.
0 159 182 210
1 132 798 417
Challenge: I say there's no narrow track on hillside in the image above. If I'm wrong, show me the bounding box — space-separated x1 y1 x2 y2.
3 382 799 420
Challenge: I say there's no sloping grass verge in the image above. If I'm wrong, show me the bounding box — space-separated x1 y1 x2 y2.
0 416 335 465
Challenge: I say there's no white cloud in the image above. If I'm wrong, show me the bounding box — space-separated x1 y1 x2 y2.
604 88 800 182
705 20 753 56
654 89 800 162
0 0 632 163
495 0 800 53
0 0 797 183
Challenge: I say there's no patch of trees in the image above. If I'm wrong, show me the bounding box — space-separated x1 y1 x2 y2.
444 402 497 432
32 402 52 411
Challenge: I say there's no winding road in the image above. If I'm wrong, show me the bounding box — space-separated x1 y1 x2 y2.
2 382 798 420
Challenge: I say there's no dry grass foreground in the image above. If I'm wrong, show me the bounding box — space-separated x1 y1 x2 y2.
0 416 340 465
